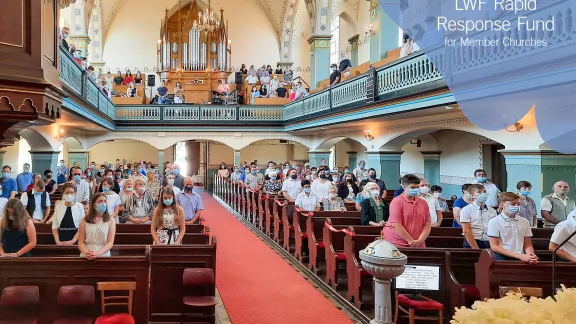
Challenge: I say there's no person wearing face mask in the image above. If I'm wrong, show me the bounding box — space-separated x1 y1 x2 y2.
295 181 321 212
515 181 537 228
430 185 449 212
244 166 264 191
0 199 37 257
151 187 186 245
282 168 303 202
173 81 184 103
0 166 17 200
473 169 501 208
134 71 143 85
20 180 51 223
452 183 474 228
352 160 368 183
100 179 121 224
98 169 120 194
360 168 387 199
460 184 497 249
323 186 347 212
122 70 134 85
114 169 125 191
329 63 341 86
230 166 242 182
338 174 360 203
79 193 116 259
339 53 352 77
0 184 7 217
113 71 124 86
25 173 41 192
119 179 134 216
165 174 181 202
417 179 443 227
145 170 161 202
217 163 230 179
69 167 90 205
73 50 83 65
382 174 431 248
331 173 341 187
264 173 282 195
360 182 388 226
178 177 204 224
123 179 155 224
311 168 333 200
541 180 575 228
60 26 70 50
265 162 277 177
170 164 185 190
487 192 538 263
270 74 280 92
16 163 33 193
294 82 307 100
49 183 83 245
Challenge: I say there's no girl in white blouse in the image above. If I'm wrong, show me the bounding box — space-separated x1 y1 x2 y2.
49 183 84 245
101 178 121 224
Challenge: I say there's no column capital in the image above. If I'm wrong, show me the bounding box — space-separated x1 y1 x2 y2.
369 0 380 10
28 150 61 155
365 151 404 156
421 151 442 161
346 151 358 155
348 34 360 44
308 35 332 49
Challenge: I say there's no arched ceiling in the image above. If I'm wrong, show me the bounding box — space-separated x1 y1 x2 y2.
100 0 291 39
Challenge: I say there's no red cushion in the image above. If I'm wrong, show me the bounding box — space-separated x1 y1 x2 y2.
361 269 371 277
318 241 325 249
95 314 134 324
397 294 443 310
303 233 308 239
289 226 294 231
462 284 481 300
336 252 346 261
183 295 219 307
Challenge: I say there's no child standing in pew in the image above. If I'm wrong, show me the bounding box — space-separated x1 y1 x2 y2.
0 199 36 257
487 192 538 263
78 193 116 259
460 184 497 249
151 187 185 245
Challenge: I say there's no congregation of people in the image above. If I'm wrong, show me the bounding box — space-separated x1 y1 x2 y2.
216 160 576 263
0 160 204 258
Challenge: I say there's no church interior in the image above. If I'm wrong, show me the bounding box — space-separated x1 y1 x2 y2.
0 0 575 323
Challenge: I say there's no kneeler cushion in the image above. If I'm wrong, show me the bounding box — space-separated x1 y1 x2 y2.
94 314 134 324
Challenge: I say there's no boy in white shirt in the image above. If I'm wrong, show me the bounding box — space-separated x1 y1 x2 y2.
549 209 576 262
460 184 497 249
487 192 539 263
295 180 320 212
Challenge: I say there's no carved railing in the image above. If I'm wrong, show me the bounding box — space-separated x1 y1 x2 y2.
239 107 284 121
164 106 200 120
115 107 161 120
376 53 443 96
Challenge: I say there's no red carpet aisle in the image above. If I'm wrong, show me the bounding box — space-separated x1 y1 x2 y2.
200 193 354 324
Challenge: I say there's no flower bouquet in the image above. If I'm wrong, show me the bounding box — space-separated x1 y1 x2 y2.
451 286 576 324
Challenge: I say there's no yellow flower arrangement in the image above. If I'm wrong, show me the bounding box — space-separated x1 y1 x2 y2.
451 286 576 324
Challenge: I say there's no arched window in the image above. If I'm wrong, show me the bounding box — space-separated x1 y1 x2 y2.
330 16 340 65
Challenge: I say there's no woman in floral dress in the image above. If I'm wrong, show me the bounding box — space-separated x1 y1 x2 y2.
151 187 185 245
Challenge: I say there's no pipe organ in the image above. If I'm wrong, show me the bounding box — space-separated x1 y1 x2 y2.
157 0 231 104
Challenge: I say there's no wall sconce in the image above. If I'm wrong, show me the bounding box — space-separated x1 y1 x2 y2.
505 122 524 133
55 129 64 141
365 24 375 36
410 139 422 147
364 129 374 141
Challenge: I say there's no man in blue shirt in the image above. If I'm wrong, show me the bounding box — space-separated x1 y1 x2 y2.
157 80 169 104
452 183 474 228
1 165 18 199
16 163 33 193
59 160 69 183
179 176 204 224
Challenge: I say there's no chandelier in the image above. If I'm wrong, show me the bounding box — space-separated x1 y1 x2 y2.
194 0 220 35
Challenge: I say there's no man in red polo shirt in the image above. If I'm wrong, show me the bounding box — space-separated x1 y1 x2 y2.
382 174 431 248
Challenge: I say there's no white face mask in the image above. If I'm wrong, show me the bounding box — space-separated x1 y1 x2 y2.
433 192 442 199
419 186 430 194
125 187 134 192
370 190 379 198
167 179 175 185
327 193 337 199
64 194 75 202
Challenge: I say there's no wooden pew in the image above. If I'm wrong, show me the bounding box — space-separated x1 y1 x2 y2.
325 223 381 288
345 232 380 308
475 249 576 299
445 250 482 317
273 197 291 244
304 211 361 272
0 251 150 323
36 233 210 245
264 193 278 237
35 223 207 234
30 245 147 257
149 243 217 323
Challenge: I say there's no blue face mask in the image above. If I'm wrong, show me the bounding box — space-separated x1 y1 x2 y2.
102 187 109 192
520 190 531 196
507 205 519 214
476 177 487 183
163 199 173 206
344 169 350 173
476 193 488 203
251 171 257 175
74 175 81 181
324 170 330 175
321 162 326 166
271 177 277 181
304 188 311 193
407 188 420 197
360 164 365 169
95 203 107 214
2 172 9 179
172 170 180 175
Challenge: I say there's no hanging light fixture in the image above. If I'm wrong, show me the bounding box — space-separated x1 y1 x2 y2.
196 0 220 35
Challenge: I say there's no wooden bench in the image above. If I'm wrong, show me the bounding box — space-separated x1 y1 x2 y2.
112 96 145 105
254 97 289 105
36 232 210 245
35 223 206 234
475 249 576 299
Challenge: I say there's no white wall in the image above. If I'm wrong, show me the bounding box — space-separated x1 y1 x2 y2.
334 139 367 168
209 140 308 166
2 141 20 177
291 0 312 84
88 140 172 165
357 0 371 64
103 0 280 82
436 131 484 178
